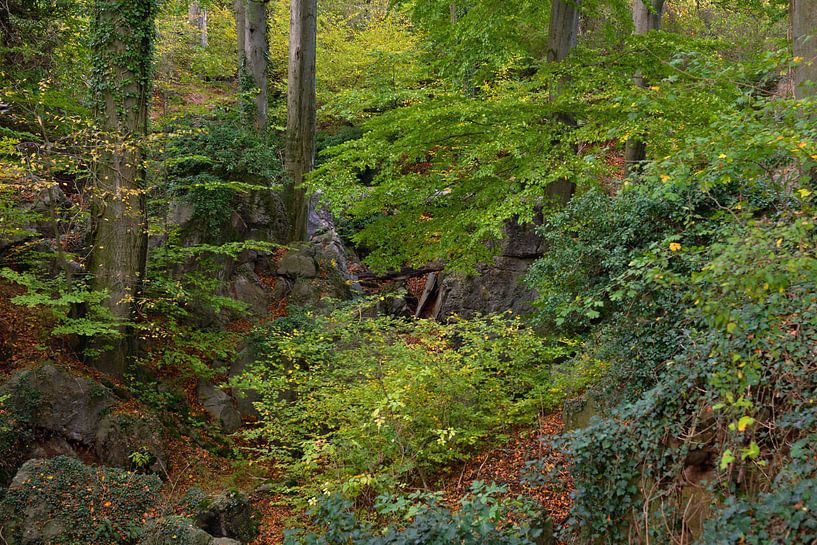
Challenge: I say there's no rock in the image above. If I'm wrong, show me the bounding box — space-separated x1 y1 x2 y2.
139 517 215 545
563 397 598 432
277 252 318 278
0 457 162 545
211 539 242 545
197 380 242 433
227 264 273 316
431 256 538 319
195 491 256 543
95 412 167 473
229 346 261 419
0 363 115 445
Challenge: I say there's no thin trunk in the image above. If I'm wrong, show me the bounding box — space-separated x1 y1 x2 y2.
235 0 246 69
188 1 208 47
90 0 155 377
286 0 317 242
545 0 582 205
624 0 665 178
792 0 817 99
245 0 268 131
450 2 457 25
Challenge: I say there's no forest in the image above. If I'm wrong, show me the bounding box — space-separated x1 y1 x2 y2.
0 0 816 543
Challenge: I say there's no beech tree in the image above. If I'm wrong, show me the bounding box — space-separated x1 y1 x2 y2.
792 0 817 99
545 0 582 205
89 0 157 376
624 0 666 177
188 0 208 48
286 0 318 242
234 0 268 130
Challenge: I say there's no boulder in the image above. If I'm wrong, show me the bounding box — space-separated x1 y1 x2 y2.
277 252 318 278
0 457 162 545
196 380 242 433
195 491 256 543
138 517 215 545
0 363 115 445
95 412 167 473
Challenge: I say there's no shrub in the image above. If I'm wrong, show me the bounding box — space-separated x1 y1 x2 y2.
235 300 582 494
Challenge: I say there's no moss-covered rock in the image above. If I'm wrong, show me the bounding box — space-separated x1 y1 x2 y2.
0 457 162 545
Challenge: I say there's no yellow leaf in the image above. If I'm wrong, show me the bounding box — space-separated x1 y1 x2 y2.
799 188 812 198
660 174 671 182
649 85 660 91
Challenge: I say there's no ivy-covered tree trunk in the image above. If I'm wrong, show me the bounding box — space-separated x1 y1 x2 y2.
285 0 317 242
792 0 817 99
89 0 156 377
245 0 268 131
624 0 665 177
545 0 581 205
188 0 208 48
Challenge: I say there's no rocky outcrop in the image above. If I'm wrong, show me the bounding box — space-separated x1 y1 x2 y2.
194 491 256 543
0 363 167 483
414 219 542 320
1 459 253 545
196 380 242 433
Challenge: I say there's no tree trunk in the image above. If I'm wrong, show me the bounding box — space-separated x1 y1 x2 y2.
89 0 156 377
624 0 665 178
245 0 268 131
792 0 817 99
235 0 246 69
547 0 581 63
188 1 208 47
286 0 317 242
545 0 582 204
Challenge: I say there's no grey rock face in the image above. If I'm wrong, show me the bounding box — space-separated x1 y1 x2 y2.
1 363 115 444
139 517 216 545
277 252 318 278
196 380 242 433
195 491 256 543
95 412 166 473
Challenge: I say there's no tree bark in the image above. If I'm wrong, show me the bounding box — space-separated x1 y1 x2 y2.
792 0 817 99
188 0 208 47
235 0 246 69
545 0 582 204
286 0 317 242
624 0 665 178
245 0 268 131
547 0 581 63
89 0 156 377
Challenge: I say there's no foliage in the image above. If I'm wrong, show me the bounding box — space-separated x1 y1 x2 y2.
528 86 817 544
0 267 122 340
235 300 578 493
310 27 755 271
284 482 545 545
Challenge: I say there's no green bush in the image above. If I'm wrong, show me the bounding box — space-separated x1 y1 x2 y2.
235 300 582 494
284 482 545 545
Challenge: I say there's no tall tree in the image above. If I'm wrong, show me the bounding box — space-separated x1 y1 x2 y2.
792 0 817 99
245 0 269 130
624 0 665 177
188 0 208 48
89 0 157 377
286 0 318 242
234 0 246 69
545 0 582 205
